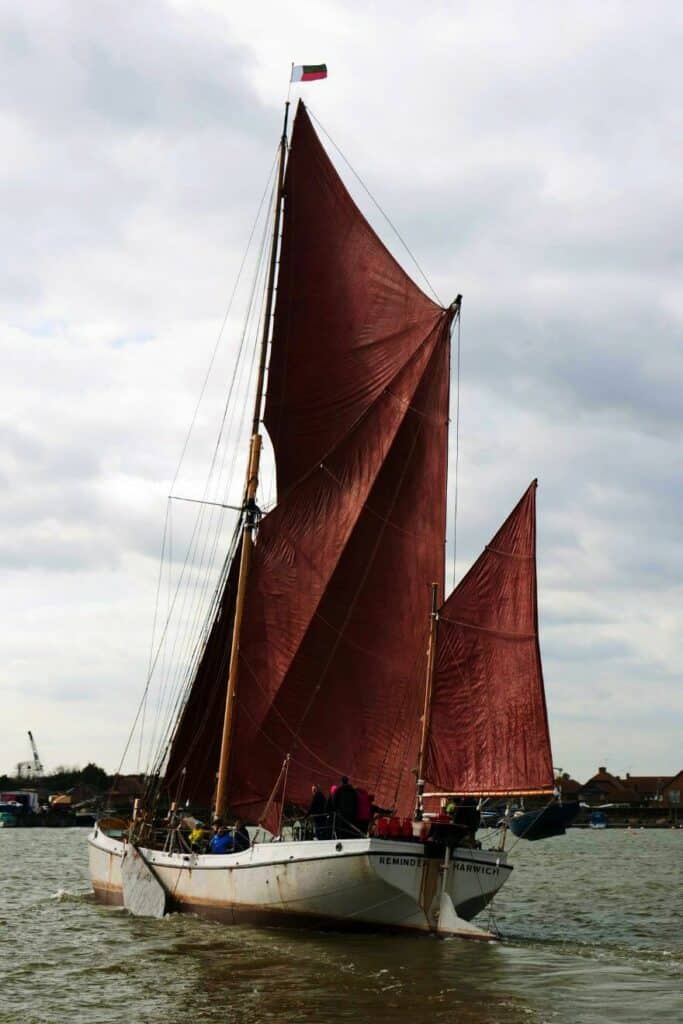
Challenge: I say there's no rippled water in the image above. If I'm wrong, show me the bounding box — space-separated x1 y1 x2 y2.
0 828 680 1024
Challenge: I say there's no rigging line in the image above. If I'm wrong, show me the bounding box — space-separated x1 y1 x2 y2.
153 499 244 770
165 339 261 720
151 525 241 772
148 164 275 732
162 603 236 787
169 495 242 512
122 393 238 776
152 530 243 782
158 237 271 756
149 498 177 769
307 107 442 307
254 153 288 434
116 506 176 782
155 499 238 721
115 155 278 781
167 149 279 497
151 180 275 749
155 514 240 747
137 497 170 772
163 368 255 729
452 308 461 592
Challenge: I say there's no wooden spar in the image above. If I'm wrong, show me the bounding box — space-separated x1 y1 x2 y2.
250 102 291 438
423 788 555 798
415 582 439 820
414 298 461 821
214 101 290 822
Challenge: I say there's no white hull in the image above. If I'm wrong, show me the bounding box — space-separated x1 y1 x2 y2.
88 827 511 938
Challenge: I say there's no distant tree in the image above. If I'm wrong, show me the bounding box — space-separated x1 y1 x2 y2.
48 767 81 791
80 763 110 790
0 763 111 793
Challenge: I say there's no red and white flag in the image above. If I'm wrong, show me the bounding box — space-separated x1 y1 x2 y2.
291 64 328 83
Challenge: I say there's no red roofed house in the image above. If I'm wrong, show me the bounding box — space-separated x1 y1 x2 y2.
662 770 683 811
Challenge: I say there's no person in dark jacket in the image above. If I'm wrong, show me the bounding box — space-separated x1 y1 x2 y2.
307 784 328 839
233 819 250 852
332 776 358 838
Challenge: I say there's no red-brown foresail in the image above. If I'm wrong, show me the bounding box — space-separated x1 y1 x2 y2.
424 481 554 797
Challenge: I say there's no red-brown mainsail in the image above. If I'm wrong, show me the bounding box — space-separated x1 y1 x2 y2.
165 102 452 825
425 481 554 797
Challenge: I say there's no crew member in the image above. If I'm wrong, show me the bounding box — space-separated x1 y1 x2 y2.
307 784 328 839
332 776 358 838
233 818 250 852
209 826 235 854
446 796 481 846
189 822 207 851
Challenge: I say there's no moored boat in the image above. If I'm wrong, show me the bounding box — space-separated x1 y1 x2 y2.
509 800 581 841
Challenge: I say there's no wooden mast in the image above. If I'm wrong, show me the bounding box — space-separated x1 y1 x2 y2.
414 296 461 821
214 101 290 822
415 582 439 820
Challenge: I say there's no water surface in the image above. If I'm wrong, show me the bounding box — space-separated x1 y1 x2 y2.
0 828 680 1023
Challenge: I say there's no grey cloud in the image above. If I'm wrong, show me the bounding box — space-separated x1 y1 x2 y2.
1 0 682 777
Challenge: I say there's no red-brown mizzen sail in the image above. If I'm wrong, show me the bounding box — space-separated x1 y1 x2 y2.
424 481 555 797
165 101 453 824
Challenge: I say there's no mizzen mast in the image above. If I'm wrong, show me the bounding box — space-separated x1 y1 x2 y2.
214 101 290 822
414 294 461 821
415 582 439 820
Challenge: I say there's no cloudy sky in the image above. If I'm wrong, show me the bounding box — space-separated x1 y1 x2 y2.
1 0 681 783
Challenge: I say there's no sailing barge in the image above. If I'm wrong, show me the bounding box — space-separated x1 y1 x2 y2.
89 100 556 938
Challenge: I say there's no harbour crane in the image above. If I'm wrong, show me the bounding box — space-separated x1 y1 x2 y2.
28 731 43 776
16 731 44 779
